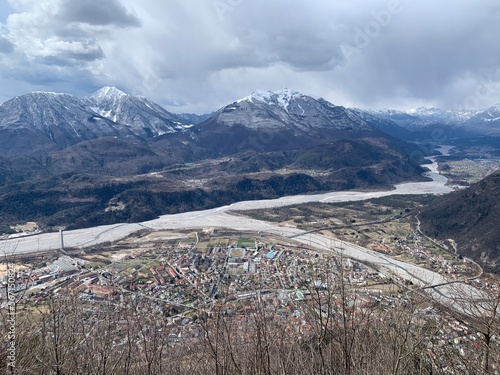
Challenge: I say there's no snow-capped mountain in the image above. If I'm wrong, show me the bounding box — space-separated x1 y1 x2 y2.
410 107 478 122
358 107 479 129
349 108 413 141
83 86 190 137
206 88 373 132
0 92 133 155
0 87 200 155
463 104 500 134
2 86 492 158
188 89 413 155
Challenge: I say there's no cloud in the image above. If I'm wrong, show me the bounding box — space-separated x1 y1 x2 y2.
0 35 13 53
3 0 139 65
110 0 500 112
325 0 500 109
1 0 500 113
0 0 141 101
57 0 141 28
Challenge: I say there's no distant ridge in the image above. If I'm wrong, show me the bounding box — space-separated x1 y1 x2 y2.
462 104 500 134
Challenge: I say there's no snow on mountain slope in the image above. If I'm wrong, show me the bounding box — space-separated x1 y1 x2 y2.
0 92 133 155
210 88 373 132
360 107 479 129
237 88 307 112
463 104 500 133
84 87 191 137
0 87 201 155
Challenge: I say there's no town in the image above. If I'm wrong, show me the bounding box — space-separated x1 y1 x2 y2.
2 226 497 370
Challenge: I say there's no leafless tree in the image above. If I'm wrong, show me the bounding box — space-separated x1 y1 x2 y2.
434 282 500 374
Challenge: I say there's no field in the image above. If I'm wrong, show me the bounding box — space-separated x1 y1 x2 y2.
240 195 434 231
439 158 500 185
237 238 255 248
436 145 500 185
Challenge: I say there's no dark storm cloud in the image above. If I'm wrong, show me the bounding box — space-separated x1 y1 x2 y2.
3 57 88 86
334 1 500 108
58 0 141 27
227 29 346 73
64 46 104 61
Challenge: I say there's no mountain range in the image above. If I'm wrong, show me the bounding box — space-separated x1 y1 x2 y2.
352 105 500 144
357 107 479 129
1 86 500 271
1 86 499 157
0 88 499 251
0 87 433 229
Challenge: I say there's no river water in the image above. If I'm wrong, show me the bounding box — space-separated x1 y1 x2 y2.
1 149 454 255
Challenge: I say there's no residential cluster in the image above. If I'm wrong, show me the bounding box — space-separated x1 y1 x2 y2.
1 233 495 358
370 230 474 278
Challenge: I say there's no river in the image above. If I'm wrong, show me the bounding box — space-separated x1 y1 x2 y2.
1 151 453 256
2 145 488 313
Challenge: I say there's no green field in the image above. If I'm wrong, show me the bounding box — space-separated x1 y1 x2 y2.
237 238 255 248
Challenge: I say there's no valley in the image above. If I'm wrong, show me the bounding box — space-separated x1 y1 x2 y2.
2 2 500 372
3 152 494 315
0 88 431 232
2 155 498 374
0 155 451 255
1 87 499 374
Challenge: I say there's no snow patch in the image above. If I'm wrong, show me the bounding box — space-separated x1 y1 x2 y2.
89 86 128 101
237 88 305 112
297 103 305 116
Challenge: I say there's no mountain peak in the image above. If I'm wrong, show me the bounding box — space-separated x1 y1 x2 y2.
10 92 79 103
208 88 373 133
489 103 500 112
237 88 307 111
0 89 133 155
90 86 128 100
83 87 189 137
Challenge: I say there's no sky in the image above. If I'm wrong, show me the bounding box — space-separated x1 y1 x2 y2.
1 0 500 114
